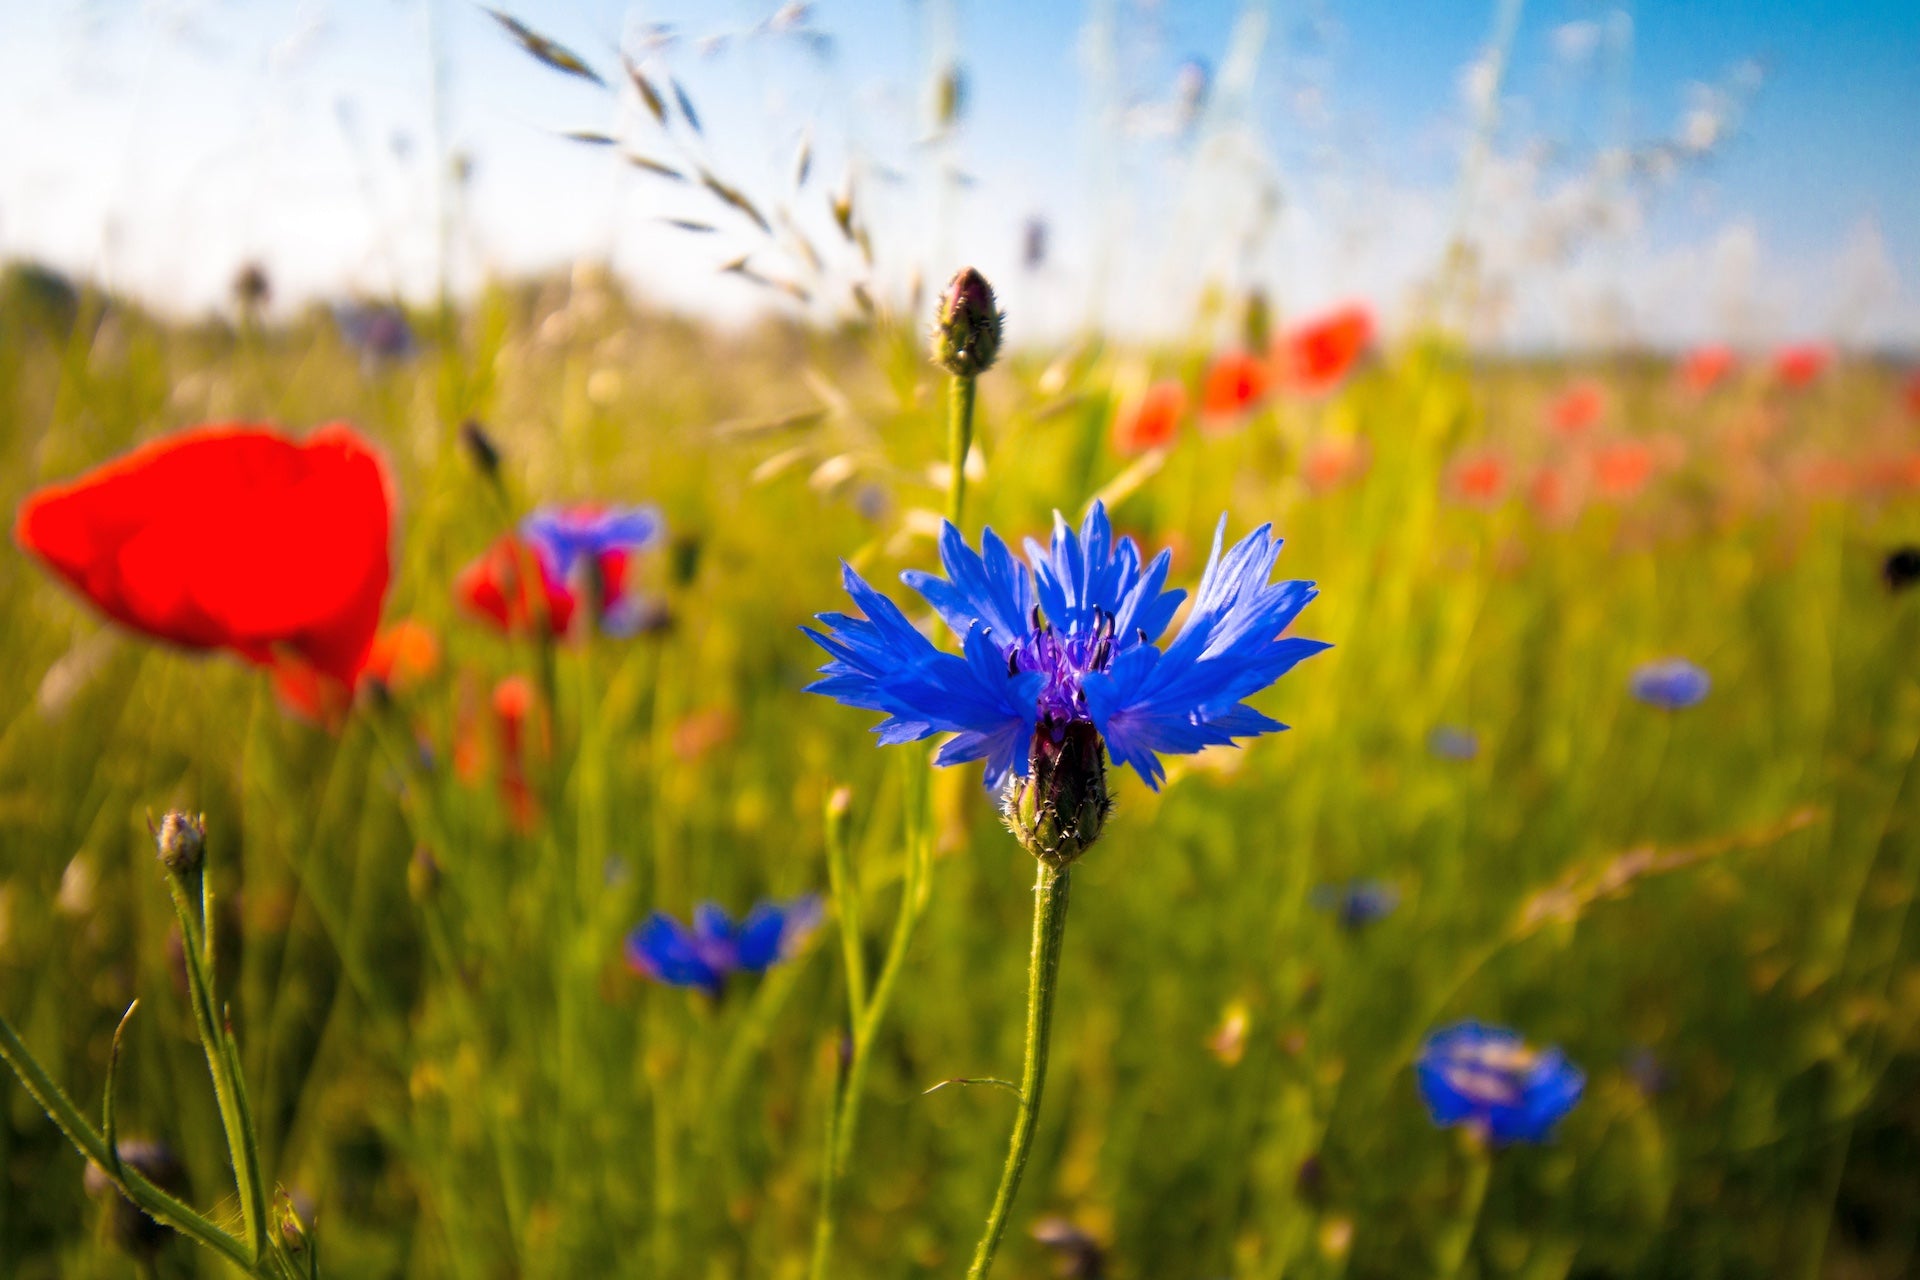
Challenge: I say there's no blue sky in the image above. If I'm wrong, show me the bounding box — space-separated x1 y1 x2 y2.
0 0 1913 348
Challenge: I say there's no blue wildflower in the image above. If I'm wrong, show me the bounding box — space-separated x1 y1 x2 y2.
803 502 1326 794
522 504 666 581
1629 658 1710 709
523 504 669 636
1312 878 1400 930
1416 1021 1584 1145
332 301 416 364
625 896 822 998
1427 725 1479 761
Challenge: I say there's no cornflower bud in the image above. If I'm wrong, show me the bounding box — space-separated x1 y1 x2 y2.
153 811 206 875
1002 721 1110 867
932 267 1003 377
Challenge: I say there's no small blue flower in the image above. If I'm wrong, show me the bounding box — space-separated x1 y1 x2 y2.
1312 878 1400 930
332 302 416 363
522 504 667 582
625 896 821 998
1416 1021 1584 1145
1427 725 1479 761
803 502 1327 790
1629 658 1710 710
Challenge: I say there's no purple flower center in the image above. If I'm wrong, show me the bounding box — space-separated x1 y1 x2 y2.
1005 606 1119 728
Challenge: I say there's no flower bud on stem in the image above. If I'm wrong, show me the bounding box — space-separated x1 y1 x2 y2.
0 813 313 1278
932 267 1001 529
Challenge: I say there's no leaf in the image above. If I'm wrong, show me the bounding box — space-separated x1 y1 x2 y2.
485 10 607 87
560 130 619 146
101 1000 139 1170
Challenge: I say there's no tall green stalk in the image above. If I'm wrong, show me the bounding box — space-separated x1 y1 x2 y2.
966 862 1072 1279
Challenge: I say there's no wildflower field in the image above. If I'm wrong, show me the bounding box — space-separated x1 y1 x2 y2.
4 2 1920 1275
3 261 1919 1279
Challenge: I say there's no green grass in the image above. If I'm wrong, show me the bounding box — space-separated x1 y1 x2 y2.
2 269 1919 1278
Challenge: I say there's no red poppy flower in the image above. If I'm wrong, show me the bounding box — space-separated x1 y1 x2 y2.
1772 343 1831 390
1546 380 1606 436
16 423 392 685
1199 350 1271 426
1274 304 1373 397
365 619 441 692
1678 345 1736 395
1450 452 1507 504
1592 441 1654 499
456 535 576 636
1112 381 1187 455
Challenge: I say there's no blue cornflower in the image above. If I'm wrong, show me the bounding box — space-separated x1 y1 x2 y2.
1629 658 1710 709
625 896 822 998
1312 878 1401 930
523 504 669 636
803 502 1326 794
332 301 416 364
1427 725 1479 761
1416 1021 1585 1145
522 504 666 580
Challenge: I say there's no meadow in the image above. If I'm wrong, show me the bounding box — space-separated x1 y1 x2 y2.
2 259 1919 1279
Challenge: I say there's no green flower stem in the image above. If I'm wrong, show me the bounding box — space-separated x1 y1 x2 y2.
0 1012 257 1273
809 759 933 1280
1436 1134 1493 1278
967 861 1072 1280
164 868 273 1266
947 372 977 528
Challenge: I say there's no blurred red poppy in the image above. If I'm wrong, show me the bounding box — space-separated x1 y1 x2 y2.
1903 370 1920 419
16 423 392 685
1199 350 1271 426
1592 441 1655 499
1772 343 1831 390
1274 304 1373 397
456 536 575 636
1546 380 1606 436
1678 345 1737 395
365 619 441 692
1113 381 1187 455
1450 452 1507 504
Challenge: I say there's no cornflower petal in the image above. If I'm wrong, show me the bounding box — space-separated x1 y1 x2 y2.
626 912 725 995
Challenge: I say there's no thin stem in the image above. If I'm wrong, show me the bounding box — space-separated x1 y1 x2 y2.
810 758 933 1280
165 872 271 1264
946 373 977 528
807 1045 847 1280
966 862 1072 1280
1436 1135 1494 1278
0 1013 256 1272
